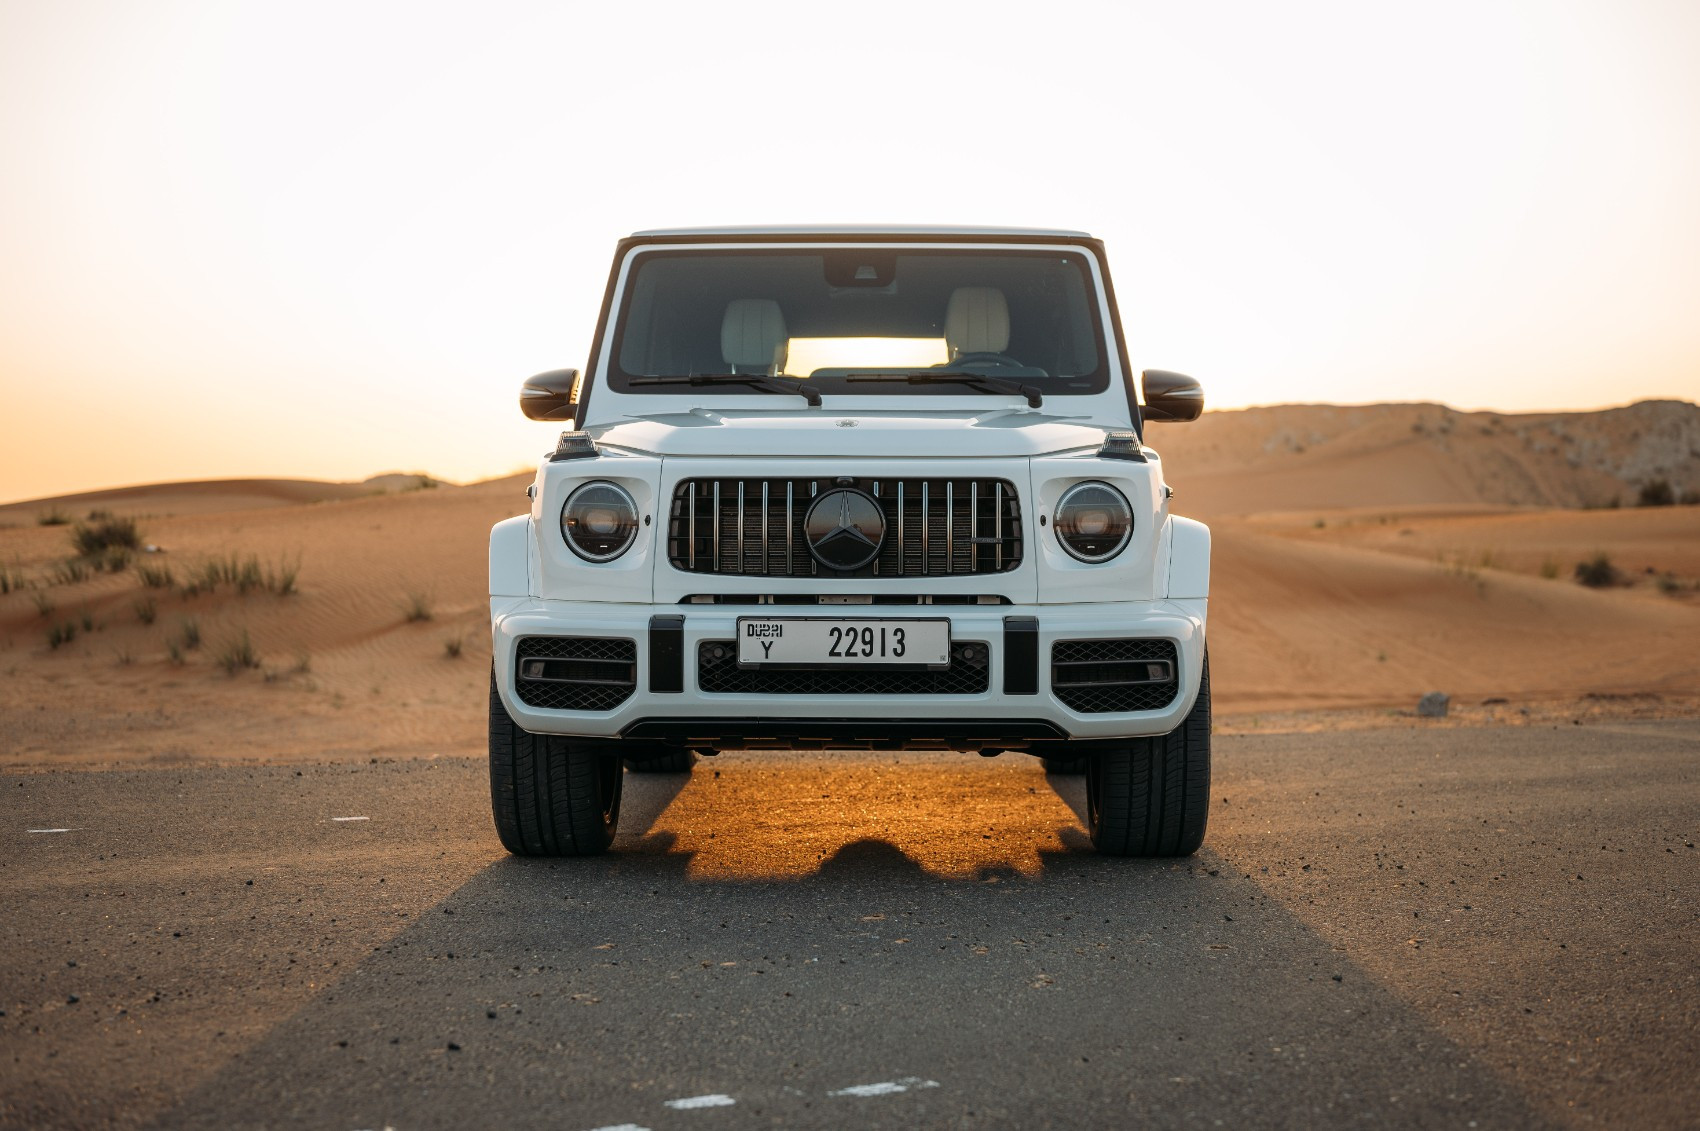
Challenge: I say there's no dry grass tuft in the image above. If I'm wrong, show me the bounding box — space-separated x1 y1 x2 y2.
403 592 434 623
215 629 260 675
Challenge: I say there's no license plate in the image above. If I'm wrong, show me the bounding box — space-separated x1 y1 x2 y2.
736 617 950 667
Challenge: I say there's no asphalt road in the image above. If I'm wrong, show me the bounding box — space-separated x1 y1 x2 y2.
3 720 1697 1130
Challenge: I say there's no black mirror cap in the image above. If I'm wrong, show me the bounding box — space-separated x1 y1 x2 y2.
520 368 580 422
1140 370 1205 423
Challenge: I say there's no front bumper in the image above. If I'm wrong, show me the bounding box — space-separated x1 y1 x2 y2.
490 597 1207 744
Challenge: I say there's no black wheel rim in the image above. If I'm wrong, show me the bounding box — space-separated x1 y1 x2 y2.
1085 757 1101 836
597 753 622 826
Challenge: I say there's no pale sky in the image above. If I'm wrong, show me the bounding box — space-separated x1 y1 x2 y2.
2 0 1698 504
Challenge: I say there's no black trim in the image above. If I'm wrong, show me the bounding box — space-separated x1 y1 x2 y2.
1003 616 1039 695
648 614 685 694
1092 238 1143 439
566 238 629 433
620 717 1067 750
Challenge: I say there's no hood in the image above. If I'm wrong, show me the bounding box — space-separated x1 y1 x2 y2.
591 408 1115 459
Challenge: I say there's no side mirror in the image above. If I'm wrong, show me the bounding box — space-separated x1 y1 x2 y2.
519 368 580 423
1140 370 1204 423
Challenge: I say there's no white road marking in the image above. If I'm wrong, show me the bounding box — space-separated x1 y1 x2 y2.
586 1125 650 1131
27 828 78 834
828 1077 940 1098
331 816 370 822
662 1094 736 1110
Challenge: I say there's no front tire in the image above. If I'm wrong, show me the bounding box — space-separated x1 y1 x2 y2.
489 672 622 856
1086 654 1211 856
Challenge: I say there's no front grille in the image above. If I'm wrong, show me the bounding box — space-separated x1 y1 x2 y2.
668 478 1021 577
697 640 990 695
1051 639 1180 713
514 636 637 711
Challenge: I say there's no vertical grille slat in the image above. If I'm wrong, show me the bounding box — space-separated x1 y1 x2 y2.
896 481 906 577
921 482 931 576
668 478 1022 576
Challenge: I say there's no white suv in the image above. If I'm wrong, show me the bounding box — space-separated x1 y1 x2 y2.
488 227 1210 857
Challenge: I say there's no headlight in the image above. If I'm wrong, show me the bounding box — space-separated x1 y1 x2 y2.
1054 481 1133 563
561 481 638 562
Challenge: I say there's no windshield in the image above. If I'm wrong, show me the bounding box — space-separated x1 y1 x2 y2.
607 249 1108 398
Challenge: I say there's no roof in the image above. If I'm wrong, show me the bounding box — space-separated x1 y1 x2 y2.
630 224 1093 238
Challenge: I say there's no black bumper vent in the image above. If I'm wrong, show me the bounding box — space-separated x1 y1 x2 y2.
1051 639 1180 713
668 477 1021 577
697 640 990 695
514 636 637 711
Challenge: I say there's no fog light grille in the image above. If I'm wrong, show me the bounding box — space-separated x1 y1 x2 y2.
514 636 637 711
1051 639 1179 713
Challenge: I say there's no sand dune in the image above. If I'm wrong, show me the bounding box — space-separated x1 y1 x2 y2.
1151 399 1699 515
0 473 447 522
2 401 1697 769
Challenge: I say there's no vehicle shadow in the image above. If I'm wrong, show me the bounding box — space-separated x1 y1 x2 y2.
149 755 1546 1130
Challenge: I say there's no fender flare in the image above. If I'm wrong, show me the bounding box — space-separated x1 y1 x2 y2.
490 515 532 597
1166 516 1211 600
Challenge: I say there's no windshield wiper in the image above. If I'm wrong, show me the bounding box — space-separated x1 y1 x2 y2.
629 373 821 407
845 372 1043 408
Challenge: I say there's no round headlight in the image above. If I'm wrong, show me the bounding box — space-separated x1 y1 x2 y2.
1055 481 1133 563
561 481 638 562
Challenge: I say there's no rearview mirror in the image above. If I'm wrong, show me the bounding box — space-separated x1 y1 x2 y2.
520 368 580 422
1140 370 1204 423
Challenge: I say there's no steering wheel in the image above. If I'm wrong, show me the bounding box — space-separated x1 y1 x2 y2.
945 352 1024 369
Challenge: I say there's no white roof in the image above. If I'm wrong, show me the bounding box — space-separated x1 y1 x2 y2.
630 224 1093 238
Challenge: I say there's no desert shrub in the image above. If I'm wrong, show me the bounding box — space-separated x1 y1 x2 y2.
179 617 201 650
47 622 76 649
444 635 464 659
191 553 298 595
100 547 132 573
269 557 300 595
215 629 260 675
113 646 133 666
79 609 93 632
51 559 89 585
137 562 174 589
134 597 156 625
1539 557 1560 580
0 564 25 595
1574 554 1620 588
31 592 55 618
403 592 433 622
1637 479 1675 507
166 639 184 665
70 515 141 557
1657 573 1683 595
37 509 70 526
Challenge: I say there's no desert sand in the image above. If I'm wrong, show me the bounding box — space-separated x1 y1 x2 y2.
1 400 1696 770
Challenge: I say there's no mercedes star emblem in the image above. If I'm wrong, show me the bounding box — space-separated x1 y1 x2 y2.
804 488 886 571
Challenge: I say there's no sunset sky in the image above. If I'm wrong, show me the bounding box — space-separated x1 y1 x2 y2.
2 0 1697 504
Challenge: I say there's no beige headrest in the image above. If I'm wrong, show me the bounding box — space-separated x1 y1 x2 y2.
721 299 788 371
945 287 1010 356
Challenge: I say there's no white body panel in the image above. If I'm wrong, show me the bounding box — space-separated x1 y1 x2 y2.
490 232 1210 749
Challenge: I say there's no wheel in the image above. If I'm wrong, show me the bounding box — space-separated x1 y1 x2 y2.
623 747 698 773
1086 653 1211 856
488 671 622 856
1041 756 1087 775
